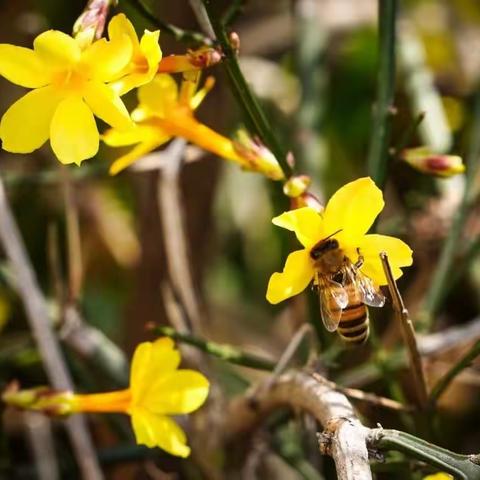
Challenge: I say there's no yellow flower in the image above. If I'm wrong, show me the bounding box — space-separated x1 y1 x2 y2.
0 18 134 165
103 73 284 179
266 177 413 304
423 474 453 480
3 338 209 458
107 14 162 95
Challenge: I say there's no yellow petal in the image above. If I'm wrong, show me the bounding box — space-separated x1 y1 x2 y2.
272 207 324 248
83 81 132 130
131 409 190 457
130 338 180 403
266 249 314 304
103 124 159 147
0 44 49 88
137 74 178 116
112 30 162 96
34 30 81 68
141 370 209 415
108 13 139 49
108 137 170 175
81 35 132 82
323 177 384 243
0 86 61 153
50 96 98 165
356 234 413 285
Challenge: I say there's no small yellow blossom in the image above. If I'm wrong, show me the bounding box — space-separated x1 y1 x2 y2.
401 146 465 177
3 338 209 458
423 473 453 480
0 16 135 165
103 73 284 179
107 14 162 95
266 177 413 304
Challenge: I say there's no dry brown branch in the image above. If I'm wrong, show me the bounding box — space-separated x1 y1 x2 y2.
380 252 429 409
311 372 414 412
23 412 59 480
0 176 103 480
156 138 203 333
227 370 372 480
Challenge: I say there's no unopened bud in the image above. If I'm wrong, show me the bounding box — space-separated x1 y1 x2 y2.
229 32 240 55
73 0 116 48
290 192 324 212
3 382 75 416
283 175 311 198
187 47 222 69
233 130 284 180
401 147 465 177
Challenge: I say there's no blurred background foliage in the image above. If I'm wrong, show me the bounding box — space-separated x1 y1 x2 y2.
1 0 480 478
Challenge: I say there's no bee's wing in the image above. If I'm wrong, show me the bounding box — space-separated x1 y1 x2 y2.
355 270 385 308
317 275 348 332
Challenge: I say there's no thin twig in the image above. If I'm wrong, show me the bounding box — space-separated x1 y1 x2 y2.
0 176 103 479
149 324 276 371
125 0 213 45
311 372 414 413
423 90 480 326
367 428 480 480
228 371 372 479
156 139 203 333
23 412 59 480
391 111 425 157
380 252 429 409
429 339 480 404
367 0 397 188
200 0 293 178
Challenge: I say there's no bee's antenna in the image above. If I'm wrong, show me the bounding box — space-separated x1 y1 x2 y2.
322 229 343 241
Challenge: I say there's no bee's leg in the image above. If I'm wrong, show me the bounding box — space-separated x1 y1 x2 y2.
355 248 364 269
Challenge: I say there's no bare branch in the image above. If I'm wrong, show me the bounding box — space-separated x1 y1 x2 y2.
380 252 429 409
0 176 103 480
227 371 372 480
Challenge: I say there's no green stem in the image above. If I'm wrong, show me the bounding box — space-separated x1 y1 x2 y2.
201 0 293 179
221 0 245 26
368 429 480 480
150 325 276 371
429 339 480 405
125 0 213 45
367 0 397 188
422 90 480 328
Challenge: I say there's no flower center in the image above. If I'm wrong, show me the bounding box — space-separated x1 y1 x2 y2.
51 67 88 93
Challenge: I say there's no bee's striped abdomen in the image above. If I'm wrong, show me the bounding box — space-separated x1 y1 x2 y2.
337 301 370 346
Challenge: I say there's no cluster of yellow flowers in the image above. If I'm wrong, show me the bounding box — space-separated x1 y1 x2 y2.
0 7 418 462
0 13 283 179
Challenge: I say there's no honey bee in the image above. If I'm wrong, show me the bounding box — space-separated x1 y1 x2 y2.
310 231 385 345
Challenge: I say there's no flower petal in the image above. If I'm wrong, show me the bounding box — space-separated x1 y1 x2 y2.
272 207 324 248
81 35 132 82
266 249 314 304
323 177 384 242
103 124 159 147
50 96 98 165
142 370 209 415
111 30 161 95
108 137 170 175
0 44 49 88
130 338 180 403
0 86 61 152
137 74 178 116
108 13 139 48
34 30 81 68
131 409 190 457
83 81 132 130
357 234 413 285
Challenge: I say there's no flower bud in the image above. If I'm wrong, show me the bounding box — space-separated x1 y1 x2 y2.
73 0 115 49
401 147 465 177
158 47 222 74
290 192 324 212
3 382 75 416
233 130 285 180
283 175 311 198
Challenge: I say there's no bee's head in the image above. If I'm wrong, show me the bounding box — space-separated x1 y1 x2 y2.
310 238 339 260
